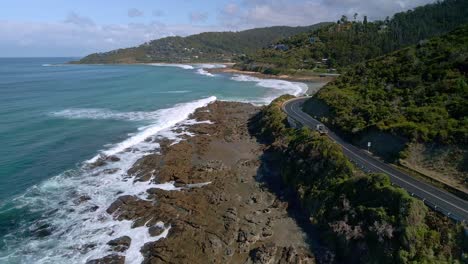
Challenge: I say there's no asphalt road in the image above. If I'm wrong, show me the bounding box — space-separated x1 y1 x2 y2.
283 97 468 223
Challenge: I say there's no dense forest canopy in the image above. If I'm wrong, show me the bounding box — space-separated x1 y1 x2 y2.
306 25 468 146
235 0 468 74
74 23 331 64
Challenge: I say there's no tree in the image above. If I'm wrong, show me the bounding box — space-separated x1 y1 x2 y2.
340 15 349 23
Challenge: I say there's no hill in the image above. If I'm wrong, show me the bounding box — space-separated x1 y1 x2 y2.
235 0 468 74
74 23 331 64
303 25 468 189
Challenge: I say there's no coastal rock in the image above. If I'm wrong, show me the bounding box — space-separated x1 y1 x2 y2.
86 254 125 264
149 225 165 237
110 102 317 263
250 245 315 264
106 155 121 162
89 158 107 168
74 195 91 205
107 236 131 252
106 195 155 226
127 154 163 182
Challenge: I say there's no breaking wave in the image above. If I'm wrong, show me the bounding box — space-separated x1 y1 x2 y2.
148 63 194 70
230 74 308 104
0 96 216 263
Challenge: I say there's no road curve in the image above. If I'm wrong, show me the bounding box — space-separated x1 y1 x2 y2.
283 97 468 223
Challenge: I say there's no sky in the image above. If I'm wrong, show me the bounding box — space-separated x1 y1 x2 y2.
0 0 437 57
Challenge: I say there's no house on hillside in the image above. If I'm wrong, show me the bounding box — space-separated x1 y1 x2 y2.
309 37 320 44
273 44 289 51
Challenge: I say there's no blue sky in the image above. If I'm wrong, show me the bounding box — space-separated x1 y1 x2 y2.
0 0 436 57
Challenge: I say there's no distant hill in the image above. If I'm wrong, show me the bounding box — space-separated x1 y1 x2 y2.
236 0 468 74
74 23 331 64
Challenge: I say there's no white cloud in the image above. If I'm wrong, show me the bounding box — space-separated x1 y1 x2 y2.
152 9 164 17
189 11 209 23
1 1 439 57
217 0 437 29
0 13 222 57
128 8 144 18
64 12 95 27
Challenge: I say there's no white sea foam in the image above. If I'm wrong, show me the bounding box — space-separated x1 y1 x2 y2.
0 97 216 263
99 96 215 158
51 108 160 121
193 64 226 69
154 90 191 94
229 74 308 104
42 64 66 67
231 74 308 98
148 63 194 70
196 68 215 77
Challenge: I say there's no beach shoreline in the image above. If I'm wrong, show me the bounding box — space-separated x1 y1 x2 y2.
207 66 336 83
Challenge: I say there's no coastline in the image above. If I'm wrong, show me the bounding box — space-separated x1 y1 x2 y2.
87 101 316 263
1 58 324 263
207 66 336 83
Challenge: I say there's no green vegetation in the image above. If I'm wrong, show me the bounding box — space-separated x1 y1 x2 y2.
305 25 468 149
254 96 465 263
236 0 468 74
74 24 330 64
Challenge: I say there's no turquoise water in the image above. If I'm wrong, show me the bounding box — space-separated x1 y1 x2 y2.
0 58 308 263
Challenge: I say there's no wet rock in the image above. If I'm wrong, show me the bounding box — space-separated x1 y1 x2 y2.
148 225 165 237
74 195 91 205
261 227 273 238
107 155 121 162
89 158 106 168
106 195 155 227
102 168 120 175
81 205 99 213
78 243 97 253
128 154 163 182
107 236 131 252
86 254 125 264
206 234 223 254
250 244 277 264
32 224 52 238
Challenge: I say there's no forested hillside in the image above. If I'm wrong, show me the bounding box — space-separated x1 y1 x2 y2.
252 96 465 263
309 25 467 146
302 25 467 189
74 23 330 64
236 0 468 74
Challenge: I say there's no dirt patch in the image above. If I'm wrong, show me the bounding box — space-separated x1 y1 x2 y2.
400 143 468 192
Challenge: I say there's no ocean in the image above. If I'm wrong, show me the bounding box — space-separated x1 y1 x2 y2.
0 57 308 263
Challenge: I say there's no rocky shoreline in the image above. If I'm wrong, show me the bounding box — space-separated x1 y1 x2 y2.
88 101 316 264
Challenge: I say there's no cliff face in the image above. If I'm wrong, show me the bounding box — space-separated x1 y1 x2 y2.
251 95 465 263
